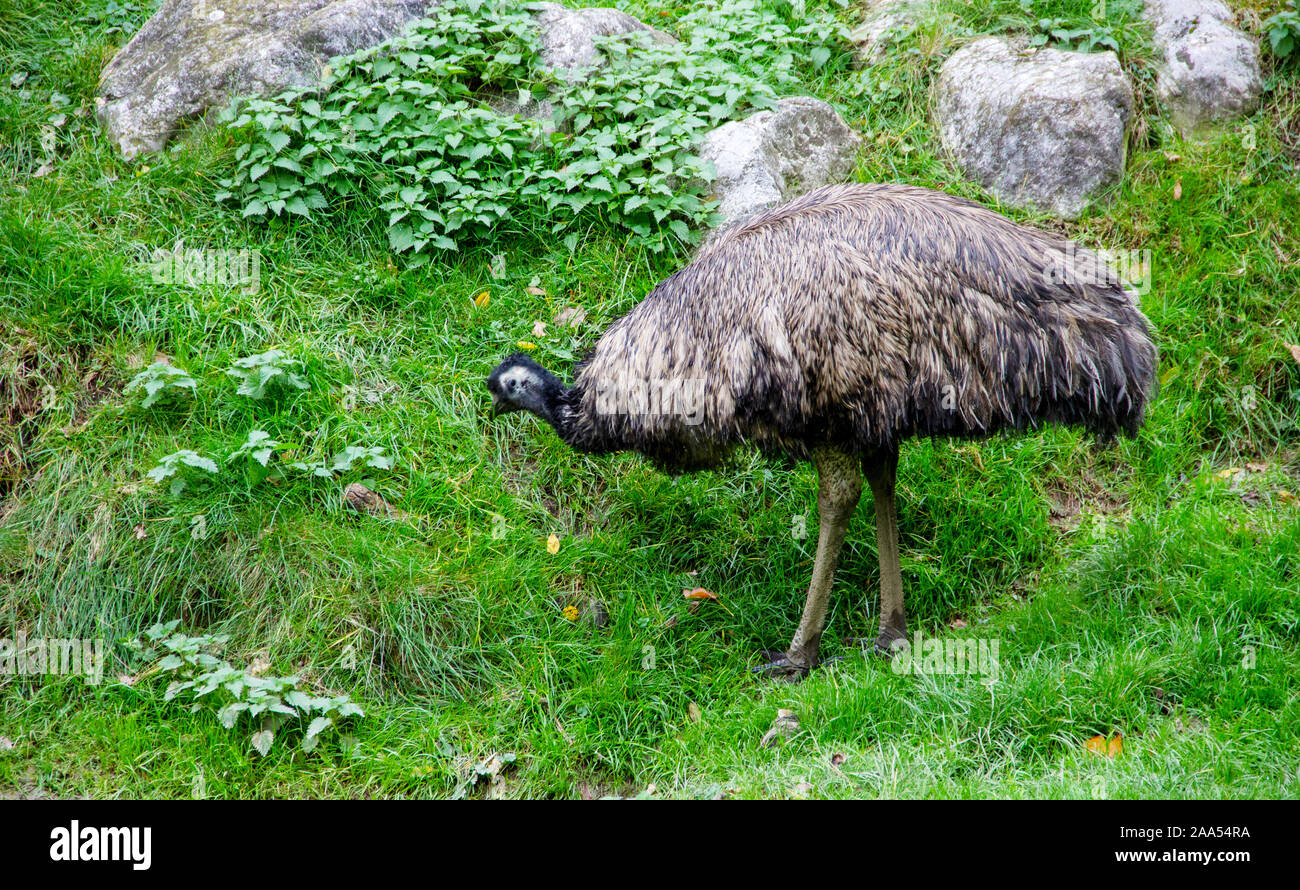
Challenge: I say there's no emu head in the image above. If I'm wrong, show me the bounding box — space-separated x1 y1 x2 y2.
486 353 565 421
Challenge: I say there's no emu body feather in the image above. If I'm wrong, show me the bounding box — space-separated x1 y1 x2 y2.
551 183 1155 470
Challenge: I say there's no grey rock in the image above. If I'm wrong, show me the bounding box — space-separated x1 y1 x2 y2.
933 37 1133 218
97 0 439 159
491 4 673 127
1144 0 1261 133
850 0 929 64
531 2 674 79
699 96 862 230
99 1 674 157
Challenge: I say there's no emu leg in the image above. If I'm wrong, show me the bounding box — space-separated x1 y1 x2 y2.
755 447 861 680
864 448 907 654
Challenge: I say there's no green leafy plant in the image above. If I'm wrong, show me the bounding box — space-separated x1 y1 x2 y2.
1265 2 1300 60
147 449 219 495
292 444 394 477
226 349 310 399
226 429 282 467
124 361 198 408
1030 18 1119 53
217 0 848 256
127 621 364 756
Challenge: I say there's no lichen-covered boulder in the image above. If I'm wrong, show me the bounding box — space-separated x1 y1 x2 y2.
532 2 673 78
850 0 929 64
698 97 862 229
97 0 439 159
933 37 1133 219
1144 0 1261 133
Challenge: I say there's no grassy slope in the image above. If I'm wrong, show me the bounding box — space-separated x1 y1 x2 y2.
0 0 1297 798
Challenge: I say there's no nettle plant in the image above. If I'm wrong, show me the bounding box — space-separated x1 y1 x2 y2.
125 361 199 408
217 0 847 256
128 621 365 756
292 444 394 478
226 349 310 399
147 449 219 496
1266 2 1300 60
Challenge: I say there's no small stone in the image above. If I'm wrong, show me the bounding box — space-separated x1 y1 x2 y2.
759 708 800 748
343 482 408 520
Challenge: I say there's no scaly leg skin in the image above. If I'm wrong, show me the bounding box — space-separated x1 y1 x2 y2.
864 448 907 657
754 447 861 680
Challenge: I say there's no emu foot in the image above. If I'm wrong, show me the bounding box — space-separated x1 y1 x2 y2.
847 627 908 659
751 649 813 681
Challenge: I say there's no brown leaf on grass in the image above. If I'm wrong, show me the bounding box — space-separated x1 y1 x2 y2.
133 524 148 540
687 702 702 723
1173 179 1182 200
682 587 717 600
949 617 968 629
531 320 547 338
472 290 490 308
553 305 586 328
526 286 546 296
830 752 847 767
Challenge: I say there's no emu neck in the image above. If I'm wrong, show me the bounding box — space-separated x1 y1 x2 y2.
525 374 578 444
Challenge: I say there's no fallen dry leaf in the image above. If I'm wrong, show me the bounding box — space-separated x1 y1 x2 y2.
526 286 546 296
546 533 560 554
687 702 702 723
472 290 490 308
133 524 148 540
553 305 586 328
682 587 717 600
949 617 968 629
1173 179 1183 200
531 320 547 338
1287 343 1300 366
1084 734 1123 758
1277 490 1296 504
830 752 847 767
1216 467 1243 480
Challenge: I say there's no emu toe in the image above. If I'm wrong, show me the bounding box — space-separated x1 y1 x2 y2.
751 649 814 681
847 628 908 659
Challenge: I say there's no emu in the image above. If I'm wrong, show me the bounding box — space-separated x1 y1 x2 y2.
487 183 1156 678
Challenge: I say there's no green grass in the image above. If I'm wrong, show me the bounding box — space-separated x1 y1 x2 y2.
1 0 1298 798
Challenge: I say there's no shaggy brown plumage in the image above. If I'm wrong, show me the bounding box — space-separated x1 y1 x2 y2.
487 182 1157 676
